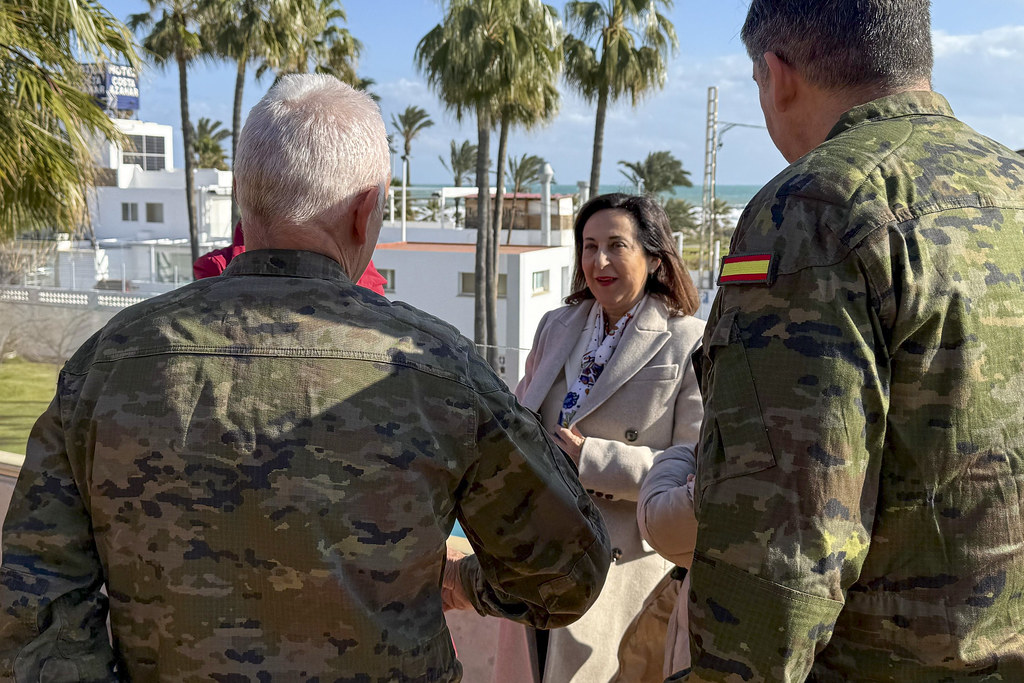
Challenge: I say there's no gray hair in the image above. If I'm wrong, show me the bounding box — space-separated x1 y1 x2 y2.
234 74 390 229
741 0 933 91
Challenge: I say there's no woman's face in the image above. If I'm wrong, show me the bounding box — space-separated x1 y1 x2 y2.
581 209 660 321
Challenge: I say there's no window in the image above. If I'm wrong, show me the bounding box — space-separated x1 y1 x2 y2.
121 202 138 222
459 272 507 298
531 270 550 295
122 134 167 170
561 266 571 298
145 202 164 223
378 268 396 294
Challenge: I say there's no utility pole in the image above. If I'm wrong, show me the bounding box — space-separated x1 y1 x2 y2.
700 87 719 289
700 86 766 288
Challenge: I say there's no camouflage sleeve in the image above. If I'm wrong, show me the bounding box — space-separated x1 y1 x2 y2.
0 376 116 682
455 383 611 629
687 251 885 681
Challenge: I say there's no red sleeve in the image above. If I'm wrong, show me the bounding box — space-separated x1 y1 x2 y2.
356 260 388 296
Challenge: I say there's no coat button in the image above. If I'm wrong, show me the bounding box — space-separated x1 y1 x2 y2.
625 429 638 442
612 547 623 562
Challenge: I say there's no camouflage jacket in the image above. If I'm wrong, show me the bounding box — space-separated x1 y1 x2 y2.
0 250 610 682
687 92 1024 682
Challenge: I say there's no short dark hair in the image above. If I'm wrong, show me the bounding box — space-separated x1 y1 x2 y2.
566 193 699 317
741 0 933 91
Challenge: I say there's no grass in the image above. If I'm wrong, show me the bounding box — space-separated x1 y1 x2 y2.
0 357 60 455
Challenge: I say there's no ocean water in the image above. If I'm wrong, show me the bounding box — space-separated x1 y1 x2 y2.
551 183 761 209
399 184 761 209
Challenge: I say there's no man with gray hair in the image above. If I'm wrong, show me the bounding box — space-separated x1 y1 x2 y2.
687 1 1024 681
0 74 610 681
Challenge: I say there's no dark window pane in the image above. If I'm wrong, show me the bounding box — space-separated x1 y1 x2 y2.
145 136 165 154
145 202 164 223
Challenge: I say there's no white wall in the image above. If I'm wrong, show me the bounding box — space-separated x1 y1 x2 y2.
378 224 573 248
91 174 234 243
370 248 506 349
370 245 573 387
92 119 175 171
507 247 574 383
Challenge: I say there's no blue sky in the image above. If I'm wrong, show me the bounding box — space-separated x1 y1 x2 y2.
103 0 1024 187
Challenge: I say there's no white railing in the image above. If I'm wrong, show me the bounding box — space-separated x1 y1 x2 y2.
0 285 153 310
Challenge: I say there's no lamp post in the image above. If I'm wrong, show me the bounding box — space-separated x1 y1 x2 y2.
401 156 408 242
541 163 554 246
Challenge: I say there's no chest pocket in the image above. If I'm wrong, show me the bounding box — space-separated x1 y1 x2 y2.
696 307 776 507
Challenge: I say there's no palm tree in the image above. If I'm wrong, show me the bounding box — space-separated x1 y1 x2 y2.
258 0 361 82
417 0 516 355
505 154 547 244
130 0 204 265
391 106 434 186
564 0 678 193
488 2 561 328
0 0 139 241
193 118 231 169
198 0 292 226
418 0 561 365
439 139 478 228
618 150 691 197
664 197 698 238
354 76 381 103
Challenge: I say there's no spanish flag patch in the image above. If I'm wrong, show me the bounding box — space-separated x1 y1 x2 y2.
718 253 774 285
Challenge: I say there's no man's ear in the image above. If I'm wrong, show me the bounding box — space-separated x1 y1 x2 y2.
764 52 799 113
351 185 381 246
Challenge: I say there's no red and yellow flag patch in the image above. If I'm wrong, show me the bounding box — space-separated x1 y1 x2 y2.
718 253 774 285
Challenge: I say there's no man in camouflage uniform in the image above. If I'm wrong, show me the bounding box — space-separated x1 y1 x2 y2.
0 74 610 681
685 1 1024 681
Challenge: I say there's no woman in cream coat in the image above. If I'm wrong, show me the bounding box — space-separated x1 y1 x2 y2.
506 193 704 683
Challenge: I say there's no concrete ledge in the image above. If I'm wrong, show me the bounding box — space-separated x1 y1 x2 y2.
0 450 23 479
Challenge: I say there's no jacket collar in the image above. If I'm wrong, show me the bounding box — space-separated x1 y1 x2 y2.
520 297 673 423
223 249 352 283
826 90 955 141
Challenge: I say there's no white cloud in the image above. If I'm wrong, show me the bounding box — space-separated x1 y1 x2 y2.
933 26 1024 60
932 25 1024 148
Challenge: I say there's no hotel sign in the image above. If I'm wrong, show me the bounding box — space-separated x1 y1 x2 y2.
82 63 140 111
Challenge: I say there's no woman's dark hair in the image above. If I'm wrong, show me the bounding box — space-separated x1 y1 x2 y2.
565 193 699 316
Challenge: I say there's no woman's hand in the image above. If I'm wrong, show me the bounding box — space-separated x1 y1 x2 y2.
442 547 473 612
552 425 585 465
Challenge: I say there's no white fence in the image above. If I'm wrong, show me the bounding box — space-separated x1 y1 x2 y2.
0 285 154 311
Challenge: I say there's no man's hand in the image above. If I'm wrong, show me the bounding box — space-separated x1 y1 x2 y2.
442 546 474 612
552 424 585 465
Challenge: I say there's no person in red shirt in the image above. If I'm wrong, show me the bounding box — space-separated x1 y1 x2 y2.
194 221 388 295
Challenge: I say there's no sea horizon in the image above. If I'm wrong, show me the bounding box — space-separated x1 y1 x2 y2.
394 183 762 209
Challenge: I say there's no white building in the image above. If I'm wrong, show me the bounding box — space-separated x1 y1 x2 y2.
370 241 574 385
89 118 234 244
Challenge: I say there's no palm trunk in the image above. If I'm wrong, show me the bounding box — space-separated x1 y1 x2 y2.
506 191 519 245
230 57 245 229
589 85 608 196
486 117 509 370
474 110 491 351
178 48 199 268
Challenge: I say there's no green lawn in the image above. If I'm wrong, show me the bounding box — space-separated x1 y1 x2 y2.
0 357 59 455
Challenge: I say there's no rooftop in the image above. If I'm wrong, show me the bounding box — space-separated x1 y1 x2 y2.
375 242 551 254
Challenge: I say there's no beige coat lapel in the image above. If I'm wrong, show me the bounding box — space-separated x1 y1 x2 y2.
569 298 672 425
519 302 594 412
